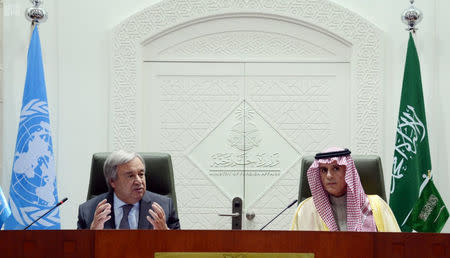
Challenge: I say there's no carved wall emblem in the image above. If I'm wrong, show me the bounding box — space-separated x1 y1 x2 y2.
189 101 300 207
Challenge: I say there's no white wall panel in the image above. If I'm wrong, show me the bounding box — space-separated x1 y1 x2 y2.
435 0 450 233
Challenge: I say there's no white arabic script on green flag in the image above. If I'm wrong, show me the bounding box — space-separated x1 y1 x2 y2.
389 32 447 232
406 176 449 232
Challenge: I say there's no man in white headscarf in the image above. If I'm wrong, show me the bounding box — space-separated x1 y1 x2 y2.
291 147 400 232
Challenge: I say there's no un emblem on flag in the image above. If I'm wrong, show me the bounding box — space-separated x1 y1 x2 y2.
8 99 59 227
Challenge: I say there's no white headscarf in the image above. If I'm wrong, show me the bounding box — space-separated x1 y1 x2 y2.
307 147 376 231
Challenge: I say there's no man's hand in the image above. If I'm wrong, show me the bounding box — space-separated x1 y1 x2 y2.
146 202 169 230
90 199 111 230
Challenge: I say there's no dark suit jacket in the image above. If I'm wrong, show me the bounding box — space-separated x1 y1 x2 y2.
77 191 180 229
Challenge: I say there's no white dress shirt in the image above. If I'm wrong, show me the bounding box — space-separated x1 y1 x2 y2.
113 193 140 229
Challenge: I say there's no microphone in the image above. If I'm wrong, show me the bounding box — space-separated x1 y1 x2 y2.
24 197 68 230
260 199 297 230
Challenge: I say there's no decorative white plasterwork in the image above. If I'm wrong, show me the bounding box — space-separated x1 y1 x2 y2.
111 0 384 154
156 31 334 59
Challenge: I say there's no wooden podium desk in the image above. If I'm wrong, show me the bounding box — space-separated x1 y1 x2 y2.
0 230 449 258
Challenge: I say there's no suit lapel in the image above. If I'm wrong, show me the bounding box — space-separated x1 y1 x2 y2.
138 191 153 229
103 191 116 229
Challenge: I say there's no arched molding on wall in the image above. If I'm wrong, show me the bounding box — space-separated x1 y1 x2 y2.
111 0 384 155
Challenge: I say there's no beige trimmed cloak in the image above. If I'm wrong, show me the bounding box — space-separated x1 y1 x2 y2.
291 195 400 232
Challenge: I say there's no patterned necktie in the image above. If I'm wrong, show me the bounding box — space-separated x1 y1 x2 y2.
119 204 134 229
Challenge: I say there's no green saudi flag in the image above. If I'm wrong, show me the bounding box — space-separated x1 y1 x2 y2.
405 178 449 232
389 32 444 232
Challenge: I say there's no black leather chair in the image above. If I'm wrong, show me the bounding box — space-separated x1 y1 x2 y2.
86 152 178 213
298 155 386 203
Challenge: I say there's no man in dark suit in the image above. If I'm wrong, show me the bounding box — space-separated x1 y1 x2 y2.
77 150 180 229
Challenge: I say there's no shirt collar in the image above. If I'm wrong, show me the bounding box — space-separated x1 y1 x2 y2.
113 192 139 208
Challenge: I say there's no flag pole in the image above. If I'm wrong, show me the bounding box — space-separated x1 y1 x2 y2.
390 0 449 233
389 0 426 232
4 0 61 230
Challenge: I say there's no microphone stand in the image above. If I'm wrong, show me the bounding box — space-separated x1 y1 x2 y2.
260 199 297 230
24 197 68 230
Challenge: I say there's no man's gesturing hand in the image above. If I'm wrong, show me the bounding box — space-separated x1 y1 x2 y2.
146 202 169 230
90 199 111 230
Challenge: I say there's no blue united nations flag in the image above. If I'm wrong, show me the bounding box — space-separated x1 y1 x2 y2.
5 26 61 229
